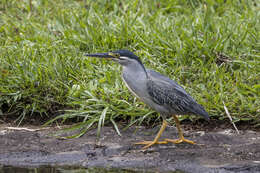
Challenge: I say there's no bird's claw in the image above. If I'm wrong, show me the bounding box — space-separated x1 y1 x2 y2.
135 140 168 150
164 138 196 144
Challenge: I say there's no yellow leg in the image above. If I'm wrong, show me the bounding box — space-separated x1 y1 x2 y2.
164 115 196 144
135 120 168 149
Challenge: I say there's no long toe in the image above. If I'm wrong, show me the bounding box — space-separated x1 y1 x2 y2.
135 140 168 145
134 140 168 150
164 138 196 145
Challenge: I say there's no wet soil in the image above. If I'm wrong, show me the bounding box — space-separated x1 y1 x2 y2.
0 123 260 173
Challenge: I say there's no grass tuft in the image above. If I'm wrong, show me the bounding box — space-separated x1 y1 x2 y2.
0 0 259 133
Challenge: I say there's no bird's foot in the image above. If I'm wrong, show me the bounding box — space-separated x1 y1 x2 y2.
135 140 168 150
164 137 196 144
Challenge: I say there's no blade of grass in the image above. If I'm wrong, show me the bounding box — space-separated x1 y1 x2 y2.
97 107 108 139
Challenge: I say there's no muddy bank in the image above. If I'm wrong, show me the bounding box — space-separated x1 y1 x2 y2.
0 124 260 173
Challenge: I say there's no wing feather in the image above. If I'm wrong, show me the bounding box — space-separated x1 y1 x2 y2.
146 69 209 119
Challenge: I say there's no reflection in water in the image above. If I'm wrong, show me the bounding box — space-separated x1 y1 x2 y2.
0 165 186 173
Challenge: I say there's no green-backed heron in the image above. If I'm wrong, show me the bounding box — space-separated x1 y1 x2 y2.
85 50 210 149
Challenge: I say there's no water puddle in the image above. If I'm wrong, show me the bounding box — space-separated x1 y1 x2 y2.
0 165 186 173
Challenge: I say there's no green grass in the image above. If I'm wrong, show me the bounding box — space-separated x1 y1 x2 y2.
0 0 259 134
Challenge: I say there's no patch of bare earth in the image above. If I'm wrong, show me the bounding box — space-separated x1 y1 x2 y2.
0 122 260 173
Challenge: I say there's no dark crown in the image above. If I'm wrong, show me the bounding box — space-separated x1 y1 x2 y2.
112 50 142 64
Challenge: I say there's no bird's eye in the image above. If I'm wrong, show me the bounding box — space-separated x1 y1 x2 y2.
115 53 120 58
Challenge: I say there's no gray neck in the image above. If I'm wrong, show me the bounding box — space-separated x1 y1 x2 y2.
121 61 148 99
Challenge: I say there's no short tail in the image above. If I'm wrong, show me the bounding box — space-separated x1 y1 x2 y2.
199 109 210 121
192 103 210 121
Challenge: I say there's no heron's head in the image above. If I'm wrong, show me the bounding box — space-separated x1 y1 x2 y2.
85 50 143 66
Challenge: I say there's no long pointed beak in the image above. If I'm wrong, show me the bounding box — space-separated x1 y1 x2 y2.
84 52 114 59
